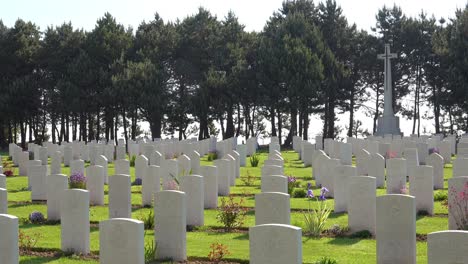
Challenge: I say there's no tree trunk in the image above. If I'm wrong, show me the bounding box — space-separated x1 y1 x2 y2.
235 103 241 137
122 109 128 148
373 84 380 134
278 110 282 145
225 104 235 138
270 106 277 137
348 88 355 138
303 111 309 140
96 108 101 141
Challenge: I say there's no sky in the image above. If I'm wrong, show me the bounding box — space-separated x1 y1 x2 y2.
2 0 466 32
2 0 467 140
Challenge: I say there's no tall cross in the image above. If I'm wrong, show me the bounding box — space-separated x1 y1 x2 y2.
377 44 397 117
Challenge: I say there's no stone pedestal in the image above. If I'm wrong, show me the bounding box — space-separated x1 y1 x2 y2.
376 115 401 136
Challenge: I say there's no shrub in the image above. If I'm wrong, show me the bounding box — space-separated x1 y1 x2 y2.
69 172 86 189
207 152 218 161
130 155 136 167
216 195 248 231
132 178 143 186
292 188 307 198
434 190 448 201
303 187 331 237
314 257 338 264
29 211 45 224
208 242 231 263
18 230 42 253
241 171 255 186
249 153 260 167
138 210 154 230
287 176 300 195
447 182 468 230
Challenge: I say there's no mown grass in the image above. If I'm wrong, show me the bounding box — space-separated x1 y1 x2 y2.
1 149 453 263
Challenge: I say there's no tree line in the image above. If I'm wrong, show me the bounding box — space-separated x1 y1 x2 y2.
1 0 467 149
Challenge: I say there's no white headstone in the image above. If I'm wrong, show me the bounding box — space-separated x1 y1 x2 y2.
333 165 357 212
376 194 416 264
99 218 145 264
70 159 85 175
403 148 419 177
261 175 287 193
255 192 290 225
249 224 302 264
410 166 434 215
86 165 105 206
369 153 385 188
109 174 131 219
154 190 187 261
50 151 62 175
213 159 230 196
386 158 407 194
46 174 68 220
448 176 468 230
0 214 19 263
0 188 6 214
348 176 376 235
96 155 109 184
188 150 201 174
30 165 47 200
180 175 204 226
452 158 468 178
61 189 90 254
135 155 149 180
199 165 218 209
177 154 191 176
427 230 468 264
142 165 160 206
64 145 72 167
114 159 130 176
261 165 283 177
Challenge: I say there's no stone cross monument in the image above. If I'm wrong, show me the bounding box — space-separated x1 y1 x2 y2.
375 44 401 136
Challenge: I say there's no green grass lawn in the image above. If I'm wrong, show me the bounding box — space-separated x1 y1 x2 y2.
2 149 453 263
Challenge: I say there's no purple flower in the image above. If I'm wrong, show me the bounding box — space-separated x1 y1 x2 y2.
287 176 297 183
69 172 87 189
307 182 312 189
319 187 329 200
132 178 142 186
307 189 314 198
29 211 45 224
429 147 440 155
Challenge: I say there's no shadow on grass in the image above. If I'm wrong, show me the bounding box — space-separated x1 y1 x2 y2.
326 237 361 246
233 233 249 240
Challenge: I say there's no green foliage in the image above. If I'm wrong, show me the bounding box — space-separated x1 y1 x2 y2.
138 210 154 230
303 198 332 238
292 188 307 198
130 155 136 167
240 170 255 186
144 232 157 264
249 153 260 167
433 191 447 201
314 257 338 264
216 195 248 231
207 152 218 161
